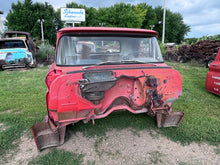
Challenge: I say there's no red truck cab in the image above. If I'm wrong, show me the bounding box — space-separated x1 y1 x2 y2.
31 27 184 151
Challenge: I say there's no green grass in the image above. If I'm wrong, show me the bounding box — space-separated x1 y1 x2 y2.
28 149 83 165
163 62 220 144
0 68 48 156
0 62 220 163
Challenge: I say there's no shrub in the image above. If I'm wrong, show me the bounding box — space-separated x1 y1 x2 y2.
37 41 55 64
158 41 166 56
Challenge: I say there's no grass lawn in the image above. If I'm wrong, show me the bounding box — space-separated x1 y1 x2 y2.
0 67 48 157
0 62 220 162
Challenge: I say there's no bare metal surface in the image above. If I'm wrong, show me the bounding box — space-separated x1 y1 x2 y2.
30 122 66 151
156 112 184 128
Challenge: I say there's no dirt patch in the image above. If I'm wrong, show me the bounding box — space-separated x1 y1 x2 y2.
0 109 22 115
4 135 39 165
0 123 8 132
60 129 220 165
3 129 220 165
0 109 12 115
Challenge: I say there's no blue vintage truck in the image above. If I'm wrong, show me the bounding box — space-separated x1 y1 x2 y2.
0 31 36 70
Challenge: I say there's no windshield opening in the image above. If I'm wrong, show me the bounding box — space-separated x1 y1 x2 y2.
0 40 26 49
56 35 163 66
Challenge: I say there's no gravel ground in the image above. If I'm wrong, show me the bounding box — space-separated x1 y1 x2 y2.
4 129 220 165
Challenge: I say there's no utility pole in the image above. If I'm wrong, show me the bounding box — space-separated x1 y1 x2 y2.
0 11 4 35
38 19 44 41
162 0 166 44
41 19 44 41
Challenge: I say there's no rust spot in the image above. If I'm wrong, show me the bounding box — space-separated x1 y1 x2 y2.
146 76 158 87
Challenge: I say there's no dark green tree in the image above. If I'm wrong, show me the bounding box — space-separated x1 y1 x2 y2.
6 0 34 32
154 6 190 44
141 4 158 29
6 1 190 44
98 3 146 28
153 6 164 39
5 0 63 45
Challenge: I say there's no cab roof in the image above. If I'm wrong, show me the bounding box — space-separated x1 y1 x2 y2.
0 38 26 42
3 31 31 40
58 27 158 36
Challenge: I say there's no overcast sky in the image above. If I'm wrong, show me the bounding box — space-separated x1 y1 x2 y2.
1 0 220 38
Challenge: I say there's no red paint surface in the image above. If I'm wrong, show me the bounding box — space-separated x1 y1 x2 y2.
206 49 220 95
46 27 182 126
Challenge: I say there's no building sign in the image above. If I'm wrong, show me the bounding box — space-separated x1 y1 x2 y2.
61 8 85 22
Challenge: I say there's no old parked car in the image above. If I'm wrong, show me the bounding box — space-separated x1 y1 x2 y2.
0 38 35 69
206 49 220 95
0 31 37 70
31 27 184 151
2 31 37 56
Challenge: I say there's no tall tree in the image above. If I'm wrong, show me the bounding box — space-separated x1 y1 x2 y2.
154 6 190 44
6 0 34 32
100 3 146 28
6 1 190 44
141 4 158 30
5 0 63 45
